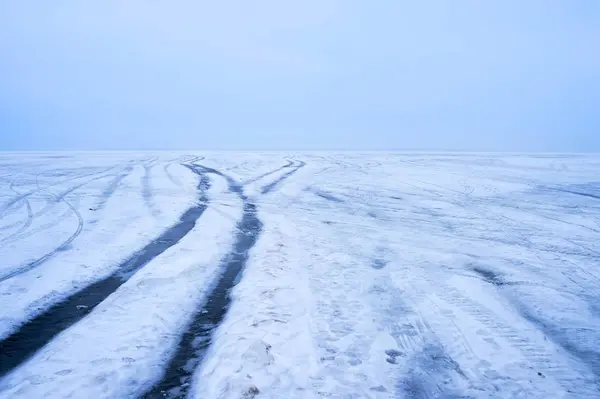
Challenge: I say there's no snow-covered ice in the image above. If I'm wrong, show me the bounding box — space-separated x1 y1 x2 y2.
1 152 599 398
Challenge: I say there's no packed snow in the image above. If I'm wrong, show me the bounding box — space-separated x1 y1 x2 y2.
0 152 599 398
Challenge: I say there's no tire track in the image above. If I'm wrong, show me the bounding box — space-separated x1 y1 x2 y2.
555 189 600 201
311 188 344 203
0 174 33 241
164 156 205 188
0 165 118 220
0 165 133 245
0 202 27 231
144 164 263 399
164 163 182 187
142 158 160 218
471 266 600 381
243 160 293 185
432 279 600 396
260 160 306 194
90 165 135 214
0 182 84 283
0 164 136 280
0 164 211 378
516 301 600 380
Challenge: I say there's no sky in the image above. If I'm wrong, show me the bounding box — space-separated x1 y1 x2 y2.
0 1 599 151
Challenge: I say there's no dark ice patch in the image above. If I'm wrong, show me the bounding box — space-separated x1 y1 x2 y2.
372 258 388 270
396 344 467 399
385 349 405 364
471 266 506 286
371 246 391 270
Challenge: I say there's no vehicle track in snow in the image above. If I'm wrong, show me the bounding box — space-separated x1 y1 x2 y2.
145 160 307 398
0 163 140 282
89 165 135 215
164 156 205 188
432 277 599 396
0 165 119 220
394 175 600 395
243 160 293 185
0 157 307 393
260 160 306 194
0 182 85 283
142 157 161 218
0 164 135 245
0 163 212 378
471 264 600 382
0 174 33 242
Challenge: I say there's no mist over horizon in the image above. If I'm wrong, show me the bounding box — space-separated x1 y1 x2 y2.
1 1 599 152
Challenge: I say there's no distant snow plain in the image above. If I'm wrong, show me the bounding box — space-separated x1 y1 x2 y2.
0 152 598 398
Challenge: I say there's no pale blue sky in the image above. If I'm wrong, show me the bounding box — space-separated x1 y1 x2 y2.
1 1 598 151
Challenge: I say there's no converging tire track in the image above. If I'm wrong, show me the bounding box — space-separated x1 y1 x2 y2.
260 160 306 194
144 163 265 399
0 156 307 394
0 163 212 378
164 156 205 187
243 160 294 185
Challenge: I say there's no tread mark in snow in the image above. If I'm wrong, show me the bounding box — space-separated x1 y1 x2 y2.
260 161 306 194
243 160 294 185
0 165 136 279
142 161 160 218
0 165 119 220
515 305 600 380
0 185 84 283
472 264 600 378
0 165 131 235
0 175 33 242
91 165 134 214
0 166 211 379
144 165 263 399
555 189 600 201
164 163 182 187
312 189 344 203
434 280 600 396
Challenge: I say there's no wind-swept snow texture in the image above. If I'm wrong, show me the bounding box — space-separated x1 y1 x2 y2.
1 152 600 399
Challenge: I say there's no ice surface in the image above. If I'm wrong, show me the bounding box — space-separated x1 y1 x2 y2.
1 152 600 398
